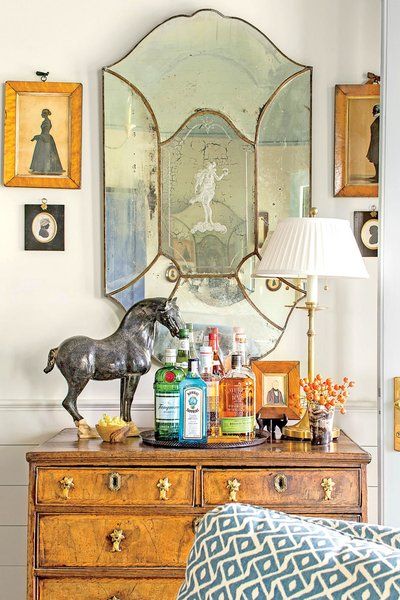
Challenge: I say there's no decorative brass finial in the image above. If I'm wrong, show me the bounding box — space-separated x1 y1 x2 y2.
309 207 318 218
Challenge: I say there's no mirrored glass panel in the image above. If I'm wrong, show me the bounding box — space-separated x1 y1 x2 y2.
104 72 159 297
104 9 311 354
161 112 254 274
257 70 311 242
110 10 304 141
153 277 283 363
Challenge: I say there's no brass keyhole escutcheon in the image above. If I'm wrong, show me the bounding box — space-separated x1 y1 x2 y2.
108 472 122 492
274 474 288 493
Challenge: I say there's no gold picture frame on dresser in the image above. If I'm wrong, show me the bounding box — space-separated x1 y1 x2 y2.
26 429 371 600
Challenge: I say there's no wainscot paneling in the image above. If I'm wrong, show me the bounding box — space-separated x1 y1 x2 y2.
0 487 27 526
0 567 26 600
0 527 27 566
0 402 153 444
368 487 379 524
0 446 34 485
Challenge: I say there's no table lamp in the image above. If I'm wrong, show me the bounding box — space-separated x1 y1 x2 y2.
255 209 368 439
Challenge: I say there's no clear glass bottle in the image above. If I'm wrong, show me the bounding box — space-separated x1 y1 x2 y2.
176 327 189 373
179 358 207 444
200 345 220 437
209 327 224 376
224 326 242 371
235 329 247 366
219 353 255 440
154 349 185 440
186 322 198 360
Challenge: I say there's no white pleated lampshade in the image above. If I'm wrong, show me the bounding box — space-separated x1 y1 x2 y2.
256 217 369 279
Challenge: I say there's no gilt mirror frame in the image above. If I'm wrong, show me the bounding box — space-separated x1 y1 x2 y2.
102 9 311 360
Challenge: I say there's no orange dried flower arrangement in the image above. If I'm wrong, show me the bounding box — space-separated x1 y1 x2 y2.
300 374 355 414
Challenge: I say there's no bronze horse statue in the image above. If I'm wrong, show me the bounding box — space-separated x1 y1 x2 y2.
44 297 183 437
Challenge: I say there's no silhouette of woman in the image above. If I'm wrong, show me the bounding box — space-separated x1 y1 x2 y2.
30 109 64 175
367 104 380 183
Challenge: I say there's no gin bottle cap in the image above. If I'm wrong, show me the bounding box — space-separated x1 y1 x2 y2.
188 358 200 373
231 353 242 370
165 348 177 362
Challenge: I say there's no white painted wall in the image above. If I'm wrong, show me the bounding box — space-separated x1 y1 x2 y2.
0 0 380 597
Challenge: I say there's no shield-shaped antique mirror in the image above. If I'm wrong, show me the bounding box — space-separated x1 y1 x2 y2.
103 9 311 360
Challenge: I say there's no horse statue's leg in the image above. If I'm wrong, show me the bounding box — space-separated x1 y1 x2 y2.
63 379 99 439
120 375 140 436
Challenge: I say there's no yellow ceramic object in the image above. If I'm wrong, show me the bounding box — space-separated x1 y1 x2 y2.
95 423 130 443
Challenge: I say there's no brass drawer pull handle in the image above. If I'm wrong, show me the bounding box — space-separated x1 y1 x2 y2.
192 516 202 533
227 478 241 502
321 477 335 500
157 477 172 500
59 476 74 500
109 528 125 552
274 474 288 493
108 472 122 492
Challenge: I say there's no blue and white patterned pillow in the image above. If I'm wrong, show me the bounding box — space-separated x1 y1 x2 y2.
178 504 400 600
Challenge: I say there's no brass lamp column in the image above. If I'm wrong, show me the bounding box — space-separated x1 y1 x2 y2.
281 283 319 440
255 208 368 441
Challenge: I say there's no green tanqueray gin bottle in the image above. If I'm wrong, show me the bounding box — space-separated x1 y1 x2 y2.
154 348 185 440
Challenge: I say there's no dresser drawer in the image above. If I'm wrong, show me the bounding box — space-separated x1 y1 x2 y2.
202 468 360 508
38 577 183 600
38 514 195 568
36 467 195 506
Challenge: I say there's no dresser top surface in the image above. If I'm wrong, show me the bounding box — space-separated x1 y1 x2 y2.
26 429 371 466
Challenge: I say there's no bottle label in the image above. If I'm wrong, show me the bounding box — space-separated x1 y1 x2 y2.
183 387 204 439
221 416 254 434
155 392 179 429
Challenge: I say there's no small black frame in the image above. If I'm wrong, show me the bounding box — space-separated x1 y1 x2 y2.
25 204 65 251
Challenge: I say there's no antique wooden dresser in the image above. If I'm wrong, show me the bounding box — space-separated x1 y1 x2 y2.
26 429 370 600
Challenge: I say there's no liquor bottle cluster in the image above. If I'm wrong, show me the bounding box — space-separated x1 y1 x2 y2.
154 325 255 443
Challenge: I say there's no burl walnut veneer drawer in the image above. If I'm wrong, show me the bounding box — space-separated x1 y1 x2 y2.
36 467 195 506
38 514 195 568
203 468 361 507
38 577 183 600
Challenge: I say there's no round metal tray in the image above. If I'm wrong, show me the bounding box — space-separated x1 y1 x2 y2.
140 429 269 449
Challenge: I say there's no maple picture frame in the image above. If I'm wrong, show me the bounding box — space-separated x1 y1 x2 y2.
334 83 380 197
3 81 82 188
251 360 301 419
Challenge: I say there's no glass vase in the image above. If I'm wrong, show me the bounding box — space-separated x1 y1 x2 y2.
308 404 334 446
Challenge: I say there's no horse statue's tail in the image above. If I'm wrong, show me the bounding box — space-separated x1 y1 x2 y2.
44 347 58 373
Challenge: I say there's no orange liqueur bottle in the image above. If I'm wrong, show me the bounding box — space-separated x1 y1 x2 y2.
219 353 255 440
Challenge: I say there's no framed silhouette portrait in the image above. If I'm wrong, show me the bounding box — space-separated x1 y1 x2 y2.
4 81 82 188
25 204 64 251
334 83 380 197
354 210 378 257
252 360 301 419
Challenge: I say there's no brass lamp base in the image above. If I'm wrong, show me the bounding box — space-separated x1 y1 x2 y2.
282 412 340 440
